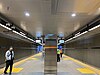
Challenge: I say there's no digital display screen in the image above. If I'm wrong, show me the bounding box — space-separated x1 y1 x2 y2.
36 40 41 43
59 40 64 43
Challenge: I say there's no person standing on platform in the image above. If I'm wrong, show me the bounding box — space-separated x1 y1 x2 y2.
4 46 14 74
57 49 60 62
60 49 63 58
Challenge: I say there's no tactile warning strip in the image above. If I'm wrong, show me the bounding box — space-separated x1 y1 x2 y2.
0 68 23 74
77 68 96 74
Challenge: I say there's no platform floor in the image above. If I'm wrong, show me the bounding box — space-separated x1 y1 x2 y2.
0 53 99 75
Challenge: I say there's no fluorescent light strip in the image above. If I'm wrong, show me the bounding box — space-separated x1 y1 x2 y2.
27 38 33 41
65 31 88 42
0 23 35 42
0 23 12 30
81 31 88 35
65 25 100 42
65 37 73 42
12 30 25 37
13 30 34 42
89 24 100 31
13 30 19 34
65 24 100 42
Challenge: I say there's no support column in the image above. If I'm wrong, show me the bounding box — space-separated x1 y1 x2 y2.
44 39 57 75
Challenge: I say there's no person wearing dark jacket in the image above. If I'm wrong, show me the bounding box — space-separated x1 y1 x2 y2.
4 46 14 74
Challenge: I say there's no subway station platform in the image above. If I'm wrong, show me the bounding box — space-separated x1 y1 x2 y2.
0 53 100 75
0 0 100 75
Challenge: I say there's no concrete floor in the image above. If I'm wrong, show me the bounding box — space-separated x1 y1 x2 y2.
0 53 99 75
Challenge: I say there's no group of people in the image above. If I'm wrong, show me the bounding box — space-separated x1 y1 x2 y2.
3 46 62 74
57 48 63 62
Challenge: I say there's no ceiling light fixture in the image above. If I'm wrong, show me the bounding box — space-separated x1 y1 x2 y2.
98 7 100 10
25 12 30 17
0 4 3 10
71 13 76 17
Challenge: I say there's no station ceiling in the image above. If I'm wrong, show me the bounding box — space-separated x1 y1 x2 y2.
0 0 100 38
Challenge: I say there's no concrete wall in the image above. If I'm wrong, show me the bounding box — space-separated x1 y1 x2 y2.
65 33 100 68
65 49 100 68
0 36 36 65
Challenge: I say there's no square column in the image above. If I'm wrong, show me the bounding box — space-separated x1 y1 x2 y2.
44 39 57 75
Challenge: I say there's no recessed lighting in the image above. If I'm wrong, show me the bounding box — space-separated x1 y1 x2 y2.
0 4 3 10
25 12 30 17
71 13 76 17
98 7 100 9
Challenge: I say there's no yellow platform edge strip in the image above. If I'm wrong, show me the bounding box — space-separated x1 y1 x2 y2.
14 53 41 67
7 68 23 73
0 53 42 74
77 68 96 74
63 55 100 75
0 68 23 74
